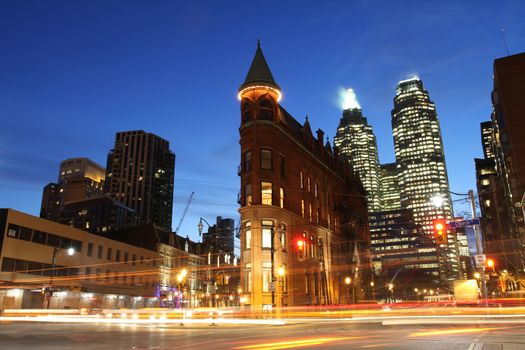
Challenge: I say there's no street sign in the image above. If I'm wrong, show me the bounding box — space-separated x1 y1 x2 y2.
474 254 486 268
449 218 480 228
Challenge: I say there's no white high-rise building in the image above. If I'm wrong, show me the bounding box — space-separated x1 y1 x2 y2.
335 89 382 212
391 77 459 283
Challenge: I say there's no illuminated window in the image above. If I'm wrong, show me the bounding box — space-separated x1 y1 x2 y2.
309 204 312 221
262 220 273 248
244 264 252 293
301 200 305 217
300 171 304 189
262 269 271 292
261 149 272 170
259 99 274 121
280 187 284 208
307 177 311 192
245 221 251 250
261 182 273 205
314 183 318 198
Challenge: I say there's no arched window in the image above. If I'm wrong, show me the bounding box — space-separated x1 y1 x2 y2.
259 99 274 121
242 102 251 123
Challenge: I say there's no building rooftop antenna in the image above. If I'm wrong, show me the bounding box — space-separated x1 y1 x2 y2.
501 28 510 56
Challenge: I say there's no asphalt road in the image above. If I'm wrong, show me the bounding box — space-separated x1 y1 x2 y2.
1 320 525 349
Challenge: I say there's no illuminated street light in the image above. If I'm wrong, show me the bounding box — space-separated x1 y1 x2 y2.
344 277 351 285
474 272 481 279
67 247 75 256
277 265 285 277
430 195 444 208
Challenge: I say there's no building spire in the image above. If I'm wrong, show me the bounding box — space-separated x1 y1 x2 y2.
238 40 280 93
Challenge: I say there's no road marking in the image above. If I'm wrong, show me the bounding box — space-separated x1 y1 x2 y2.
360 343 391 348
408 327 502 337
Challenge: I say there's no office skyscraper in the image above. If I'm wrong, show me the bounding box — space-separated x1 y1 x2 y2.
379 163 400 211
391 77 459 283
105 130 175 231
335 89 381 212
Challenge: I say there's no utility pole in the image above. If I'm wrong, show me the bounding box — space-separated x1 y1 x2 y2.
469 189 488 302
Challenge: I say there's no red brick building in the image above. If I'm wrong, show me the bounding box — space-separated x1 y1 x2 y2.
238 42 371 307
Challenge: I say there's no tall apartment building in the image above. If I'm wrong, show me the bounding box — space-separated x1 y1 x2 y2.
475 52 525 273
391 77 459 284
334 91 382 212
202 216 235 256
40 158 106 221
480 121 495 159
491 53 525 252
105 131 175 231
475 121 511 261
238 42 371 307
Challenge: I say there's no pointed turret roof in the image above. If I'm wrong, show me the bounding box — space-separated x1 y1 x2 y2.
239 40 281 92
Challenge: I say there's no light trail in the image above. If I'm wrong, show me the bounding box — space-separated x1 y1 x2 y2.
0 315 286 326
235 337 364 350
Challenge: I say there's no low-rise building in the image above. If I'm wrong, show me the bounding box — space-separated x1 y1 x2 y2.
0 209 160 309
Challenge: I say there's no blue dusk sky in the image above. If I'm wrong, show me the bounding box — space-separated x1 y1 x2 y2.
1 1 524 243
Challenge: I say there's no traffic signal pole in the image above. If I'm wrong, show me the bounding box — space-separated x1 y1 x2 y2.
469 189 488 302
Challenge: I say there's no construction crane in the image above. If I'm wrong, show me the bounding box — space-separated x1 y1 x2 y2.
174 192 195 234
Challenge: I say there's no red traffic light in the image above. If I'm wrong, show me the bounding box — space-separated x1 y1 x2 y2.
432 219 448 244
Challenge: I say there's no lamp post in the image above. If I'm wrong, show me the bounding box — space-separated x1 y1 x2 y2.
270 227 284 308
344 276 351 304
277 265 285 308
176 268 187 309
388 283 394 302
45 247 75 309
468 189 488 303
198 218 213 307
